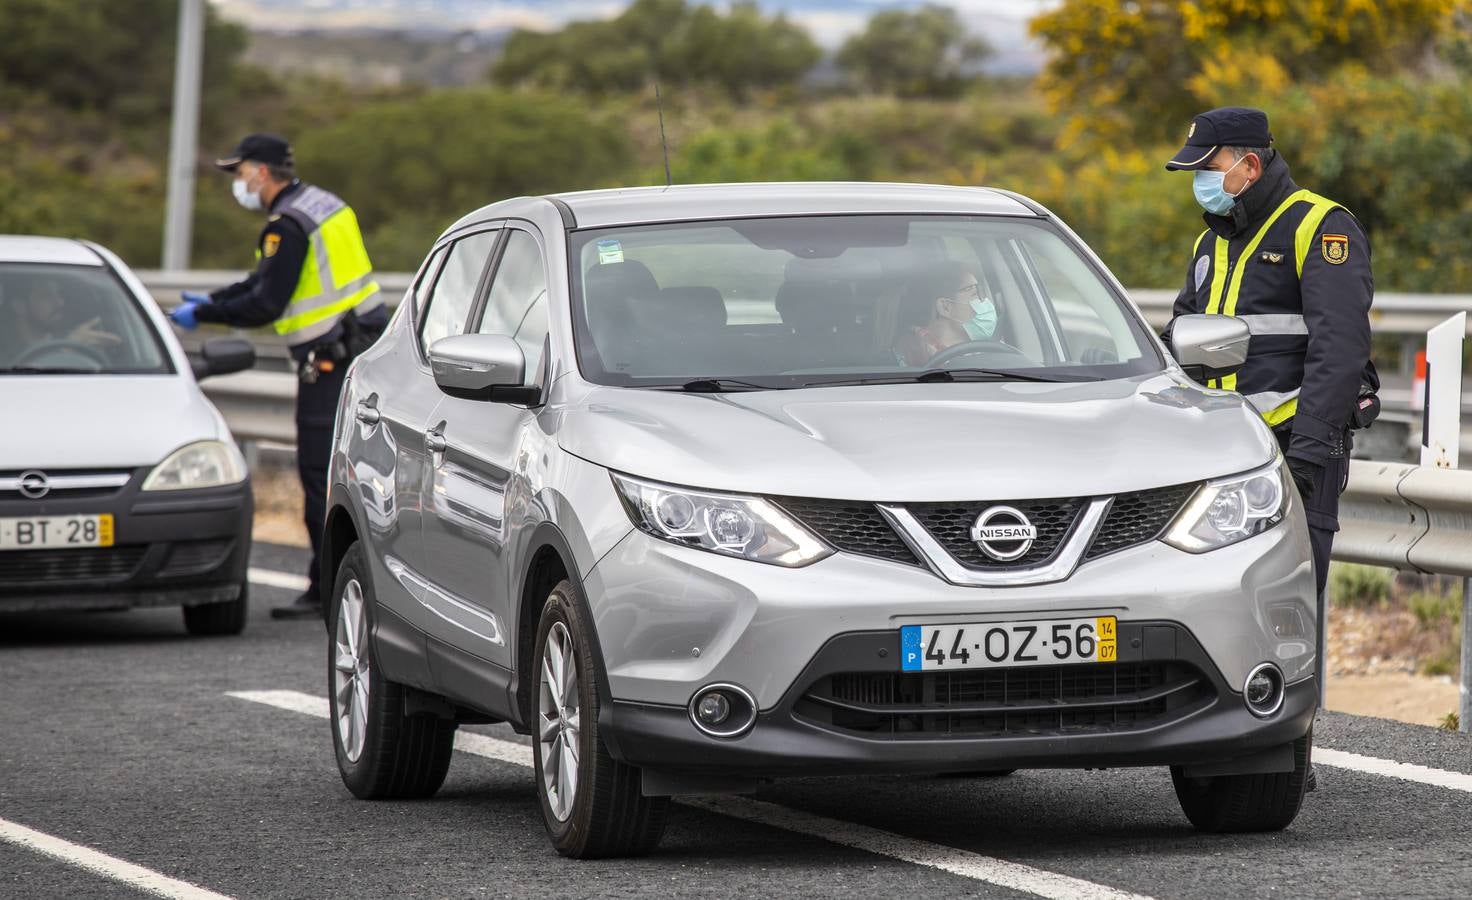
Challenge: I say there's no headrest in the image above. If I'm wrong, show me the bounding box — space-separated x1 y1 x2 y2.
775 279 855 335
641 286 726 331
583 260 659 302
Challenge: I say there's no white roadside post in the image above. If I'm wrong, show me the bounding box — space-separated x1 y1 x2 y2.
1418 312 1468 731
161 0 205 271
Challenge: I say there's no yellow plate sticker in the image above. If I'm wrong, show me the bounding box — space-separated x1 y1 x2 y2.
1096 616 1117 662
98 514 115 547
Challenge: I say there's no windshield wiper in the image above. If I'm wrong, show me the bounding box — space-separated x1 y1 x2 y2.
806 368 1094 388
646 378 783 393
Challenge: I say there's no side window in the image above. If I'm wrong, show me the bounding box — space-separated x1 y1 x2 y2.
477 230 549 385
418 230 498 355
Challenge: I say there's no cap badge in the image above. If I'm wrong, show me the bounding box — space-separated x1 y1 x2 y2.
1188 121 1197 139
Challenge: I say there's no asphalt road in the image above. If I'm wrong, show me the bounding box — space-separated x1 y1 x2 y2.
2 542 1470 899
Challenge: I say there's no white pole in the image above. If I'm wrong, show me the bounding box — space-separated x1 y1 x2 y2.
1462 575 1470 733
161 0 205 271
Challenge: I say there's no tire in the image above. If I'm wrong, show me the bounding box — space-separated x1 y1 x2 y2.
1171 729 1311 832
533 579 670 858
182 582 249 636
329 542 455 800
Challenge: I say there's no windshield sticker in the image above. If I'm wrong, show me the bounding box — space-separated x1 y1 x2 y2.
597 239 624 265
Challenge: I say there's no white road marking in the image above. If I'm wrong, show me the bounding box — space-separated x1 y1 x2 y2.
247 568 310 592
229 689 1150 900
0 817 232 900
1317 747 1472 793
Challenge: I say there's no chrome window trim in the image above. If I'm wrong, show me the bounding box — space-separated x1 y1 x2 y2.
0 473 131 493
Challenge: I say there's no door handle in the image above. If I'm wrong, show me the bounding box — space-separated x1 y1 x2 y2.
424 429 447 454
354 401 380 425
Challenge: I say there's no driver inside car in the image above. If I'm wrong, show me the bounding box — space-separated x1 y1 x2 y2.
892 261 999 366
0 275 121 365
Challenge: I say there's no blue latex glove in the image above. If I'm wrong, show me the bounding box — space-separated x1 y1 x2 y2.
169 302 201 331
181 290 212 305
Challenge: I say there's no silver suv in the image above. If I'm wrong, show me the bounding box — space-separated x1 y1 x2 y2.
324 183 1317 857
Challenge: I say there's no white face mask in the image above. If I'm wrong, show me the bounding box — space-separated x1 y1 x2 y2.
232 171 263 211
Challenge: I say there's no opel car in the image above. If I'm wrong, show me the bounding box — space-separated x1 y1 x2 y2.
322 184 1317 857
0 236 255 635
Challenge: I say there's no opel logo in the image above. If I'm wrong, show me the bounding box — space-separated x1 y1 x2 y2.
971 505 1037 561
18 470 50 500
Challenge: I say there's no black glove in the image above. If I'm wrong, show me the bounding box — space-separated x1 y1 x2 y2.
1287 457 1319 503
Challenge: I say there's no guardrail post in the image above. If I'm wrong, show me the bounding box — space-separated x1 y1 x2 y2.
1462 575 1471 733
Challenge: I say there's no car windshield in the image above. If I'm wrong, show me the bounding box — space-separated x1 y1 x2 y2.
0 263 170 375
569 214 1161 389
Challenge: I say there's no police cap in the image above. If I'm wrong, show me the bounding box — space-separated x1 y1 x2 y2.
1165 108 1273 171
215 133 294 171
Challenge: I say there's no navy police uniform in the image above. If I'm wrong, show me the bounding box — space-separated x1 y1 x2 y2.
197 134 388 618
1166 109 1378 700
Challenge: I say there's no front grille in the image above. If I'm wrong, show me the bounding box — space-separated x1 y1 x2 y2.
1086 483 1199 559
158 539 235 577
908 498 1084 569
796 662 1210 738
770 497 918 566
0 468 133 501
0 545 148 588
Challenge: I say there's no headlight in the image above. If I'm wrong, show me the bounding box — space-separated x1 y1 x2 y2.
143 440 248 491
1162 456 1289 553
611 473 831 567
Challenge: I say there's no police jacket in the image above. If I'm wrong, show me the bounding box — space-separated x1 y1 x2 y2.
196 181 386 359
1171 151 1374 469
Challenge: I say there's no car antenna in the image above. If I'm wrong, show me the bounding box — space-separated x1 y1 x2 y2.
655 82 673 189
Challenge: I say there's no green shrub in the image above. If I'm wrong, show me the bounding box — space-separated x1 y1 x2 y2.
1328 563 1394 609
1408 587 1463 630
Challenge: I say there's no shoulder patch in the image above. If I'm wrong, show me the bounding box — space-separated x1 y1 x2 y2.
262 233 281 258
1321 233 1349 265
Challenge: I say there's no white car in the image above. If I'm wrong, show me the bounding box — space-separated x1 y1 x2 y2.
0 236 256 635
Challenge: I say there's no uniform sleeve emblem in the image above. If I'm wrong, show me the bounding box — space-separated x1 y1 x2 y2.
1321 234 1349 265
262 233 281 258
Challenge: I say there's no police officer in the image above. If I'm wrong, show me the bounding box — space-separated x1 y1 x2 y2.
169 133 388 620
1165 107 1378 707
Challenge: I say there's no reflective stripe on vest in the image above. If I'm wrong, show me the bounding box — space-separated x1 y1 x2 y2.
1200 189 1341 425
272 187 382 346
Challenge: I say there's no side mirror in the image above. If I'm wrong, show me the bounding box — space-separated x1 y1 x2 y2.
1169 314 1250 384
428 333 540 404
192 337 256 380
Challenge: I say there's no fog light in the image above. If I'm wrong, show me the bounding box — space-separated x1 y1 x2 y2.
688 683 757 738
1243 663 1284 718
696 692 731 726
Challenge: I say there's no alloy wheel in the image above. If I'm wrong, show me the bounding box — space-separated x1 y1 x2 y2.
538 621 581 822
333 578 370 763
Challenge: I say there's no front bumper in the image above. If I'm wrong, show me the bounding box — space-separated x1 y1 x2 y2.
603 623 1316 779
0 472 253 612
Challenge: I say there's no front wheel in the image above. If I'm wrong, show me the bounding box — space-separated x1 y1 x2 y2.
182 582 248 636
533 579 669 858
329 543 455 800
1171 730 1312 832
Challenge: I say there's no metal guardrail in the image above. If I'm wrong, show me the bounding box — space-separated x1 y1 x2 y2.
1338 460 1472 577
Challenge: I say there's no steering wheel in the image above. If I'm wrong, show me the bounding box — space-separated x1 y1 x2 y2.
924 339 1029 369
13 339 109 371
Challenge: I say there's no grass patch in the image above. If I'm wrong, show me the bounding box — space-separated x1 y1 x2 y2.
1440 712 1460 732
1329 563 1394 609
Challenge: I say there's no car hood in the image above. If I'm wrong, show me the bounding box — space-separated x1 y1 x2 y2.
552 374 1277 501
2 375 225 469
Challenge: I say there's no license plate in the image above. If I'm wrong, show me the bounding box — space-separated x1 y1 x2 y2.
901 616 1117 672
0 514 114 550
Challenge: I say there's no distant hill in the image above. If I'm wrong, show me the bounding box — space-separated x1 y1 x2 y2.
219 0 1048 80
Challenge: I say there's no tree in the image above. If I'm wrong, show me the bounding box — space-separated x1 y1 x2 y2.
0 0 246 124
491 0 820 97
836 5 991 98
1030 0 1458 146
